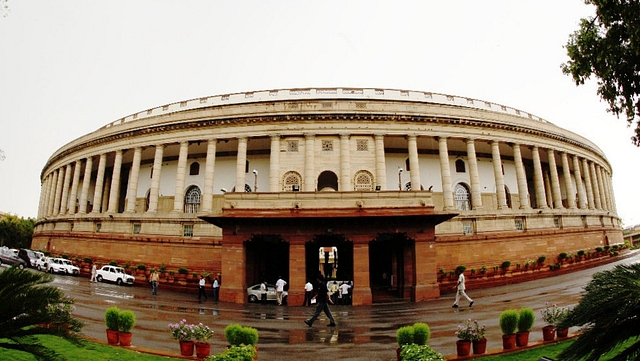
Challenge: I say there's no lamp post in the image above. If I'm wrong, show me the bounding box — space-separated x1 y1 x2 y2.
398 168 403 191
252 169 258 192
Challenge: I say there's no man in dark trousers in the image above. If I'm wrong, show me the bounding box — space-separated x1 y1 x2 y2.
304 273 336 327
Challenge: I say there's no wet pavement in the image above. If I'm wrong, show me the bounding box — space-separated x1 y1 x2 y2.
50 251 640 361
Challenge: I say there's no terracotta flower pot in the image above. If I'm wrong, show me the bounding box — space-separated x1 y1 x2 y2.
106 329 119 345
179 340 194 356
195 342 211 358
556 327 569 338
118 331 132 346
456 340 471 357
502 334 517 350
516 331 530 347
472 338 487 354
542 325 555 341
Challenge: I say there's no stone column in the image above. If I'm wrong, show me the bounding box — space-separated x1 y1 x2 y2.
39 175 51 218
351 242 372 306
560 152 577 209
173 142 189 212
91 154 107 214
304 134 315 191
413 234 440 301
53 167 65 215
582 158 595 209
374 134 387 190
235 137 248 192
465 139 483 210
59 164 73 215
547 149 564 209
606 171 618 213
202 139 217 212
491 140 507 209
107 150 123 213
67 160 82 214
438 137 455 210
148 145 164 213
47 170 59 216
340 134 352 191
219 242 246 304
589 162 602 210
512 143 530 209
544 172 553 208
596 166 609 211
531 146 548 209
408 135 421 191
78 157 93 214
288 242 306 306
125 147 142 213
572 155 587 209
269 135 280 192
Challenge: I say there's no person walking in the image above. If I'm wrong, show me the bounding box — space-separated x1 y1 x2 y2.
212 276 220 302
260 280 268 305
302 279 314 306
150 269 159 295
198 275 208 303
452 268 474 308
339 281 351 305
90 264 97 282
275 276 287 306
304 273 336 327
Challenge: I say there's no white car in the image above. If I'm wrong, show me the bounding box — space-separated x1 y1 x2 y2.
47 257 80 275
95 265 135 286
34 253 48 271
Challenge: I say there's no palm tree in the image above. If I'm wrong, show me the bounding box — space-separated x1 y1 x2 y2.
0 266 83 359
558 263 640 361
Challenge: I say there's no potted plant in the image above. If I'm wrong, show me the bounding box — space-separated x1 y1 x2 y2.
224 324 259 359
471 320 487 354
454 319 473 357
540 302 570 341
499 309 519 350
193 323 214 358
117 309 136 346
396 325 415 360
396 323 435 361
169 319 195 356
104 306 120 345
516 307 535 346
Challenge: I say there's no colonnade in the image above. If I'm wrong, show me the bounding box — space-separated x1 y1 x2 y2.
37 134 617 220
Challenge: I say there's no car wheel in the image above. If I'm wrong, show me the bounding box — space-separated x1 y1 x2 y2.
37 265 41 271
248 294 258 303
48 268 53 274
65 269 69 274
97 275 103 282
116 278 123 285
18 263 25 270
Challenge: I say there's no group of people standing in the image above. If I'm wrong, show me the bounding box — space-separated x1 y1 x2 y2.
198 274 220 303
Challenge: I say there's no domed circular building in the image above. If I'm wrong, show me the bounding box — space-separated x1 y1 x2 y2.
33 88 622 305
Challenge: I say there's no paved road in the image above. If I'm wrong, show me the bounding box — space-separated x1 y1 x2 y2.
49 251 640 361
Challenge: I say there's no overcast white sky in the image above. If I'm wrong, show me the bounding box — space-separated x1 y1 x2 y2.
1 1 639 227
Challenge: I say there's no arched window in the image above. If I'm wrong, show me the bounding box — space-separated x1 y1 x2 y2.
454 183 471 211
282 171 302 192
184 186 201 213
354 170 374 191
455 159 466 173
189 162 200 176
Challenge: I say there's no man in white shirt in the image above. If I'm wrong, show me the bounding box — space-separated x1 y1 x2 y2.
303 280 314 306
275 276 287 306
452 268 474 308
338 281 351 305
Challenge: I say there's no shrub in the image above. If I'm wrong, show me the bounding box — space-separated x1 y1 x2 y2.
517 308 535 333
558 252 568 260
61 254 69 259
109 260 118 266
537 255 546 264
501 261 511 269
178 267 189 275
224 324 258 346
396 325 414 346
104 306 120 331
159 262 166 273
137 264 146 271
118 310 136 333
207 344 256 361
83 257 92 263
480 265 487 273
577 250 585 256
596 246 604 252
169 270 175 275
499 309 519 335
412 323 430 345
399 344 446 361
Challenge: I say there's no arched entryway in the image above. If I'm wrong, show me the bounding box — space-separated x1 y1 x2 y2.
245 235 289 287
305 234 353 283
318 171 338 191
369 233 414 302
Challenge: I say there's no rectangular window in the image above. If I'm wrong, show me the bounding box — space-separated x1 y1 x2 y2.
554 216 562 229
183 224 194 237
582 215 588 228
515 217 525 231
287 140 299 152
462 219 475 235
322 140 333 151
356 139 368 151
95 223 101 233
133 223 141 235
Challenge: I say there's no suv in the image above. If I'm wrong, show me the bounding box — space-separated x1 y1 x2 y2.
0 247 27 269
47 257 80 275
95 265 135 286
18 249 39 268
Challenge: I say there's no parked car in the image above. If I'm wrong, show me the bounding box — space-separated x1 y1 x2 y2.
18 249 40 268
34 254 48 271
47 257 80 275
95 265 135 285
247 283 288 304
0 247 27 269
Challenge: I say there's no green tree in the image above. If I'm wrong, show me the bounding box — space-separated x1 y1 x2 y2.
558 263 640 360
562 0 640 146
0 214 35 249
0 267 83 360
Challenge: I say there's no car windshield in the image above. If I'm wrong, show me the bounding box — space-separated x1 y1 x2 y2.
115 268 124 273
63 260 72 265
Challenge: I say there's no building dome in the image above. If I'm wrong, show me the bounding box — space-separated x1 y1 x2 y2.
34 88 621 305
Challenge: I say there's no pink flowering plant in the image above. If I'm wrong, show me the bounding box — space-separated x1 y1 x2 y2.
541 302 570 326
169 319 195 341
193 323 214 343
456 319 486 342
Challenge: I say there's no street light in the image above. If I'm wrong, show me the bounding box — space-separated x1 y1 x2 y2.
398 168 403 190
252 169 258 192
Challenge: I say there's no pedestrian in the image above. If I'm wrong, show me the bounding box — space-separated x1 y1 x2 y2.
90 263 97 282
260 280 267 305
302 279 314 306
275 275 287 306
304 273 336 327
198 275 207 302
452 268 474 308
150 269 159 295
339 281 351 305
213 276 220 302
329 280 339 304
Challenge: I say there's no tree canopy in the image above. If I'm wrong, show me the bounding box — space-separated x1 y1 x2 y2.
0 214 35 249
562 0 640 146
